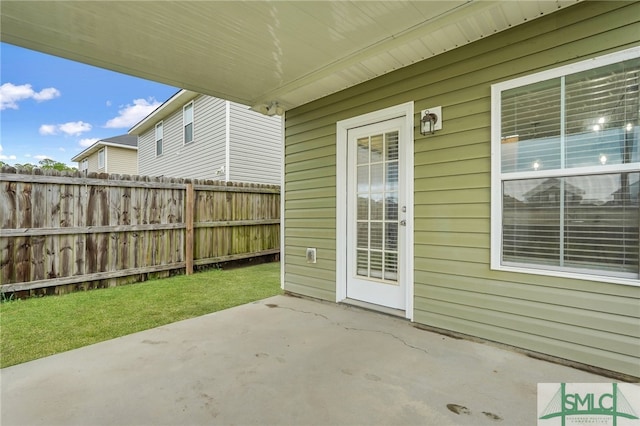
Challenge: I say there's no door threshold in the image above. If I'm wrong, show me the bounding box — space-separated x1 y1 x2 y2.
342 298 406 318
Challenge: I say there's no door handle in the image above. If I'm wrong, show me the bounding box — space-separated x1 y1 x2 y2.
400 219 407 226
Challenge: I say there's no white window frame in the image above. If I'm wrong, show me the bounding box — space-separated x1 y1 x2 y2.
491 46 640 287
80 158 88 173
183 101 194 144
155 121 163 156
98 148 105 170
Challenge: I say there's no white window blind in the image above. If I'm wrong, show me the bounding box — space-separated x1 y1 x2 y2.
496 53 639 281
356 131 399 282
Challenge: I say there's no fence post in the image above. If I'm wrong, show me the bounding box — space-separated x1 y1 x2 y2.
185 183 194 275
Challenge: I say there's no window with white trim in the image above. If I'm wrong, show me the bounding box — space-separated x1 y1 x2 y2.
491 47 639 283
183 102 194 144
80 158 88 173
98 148 105 169
155 121 163 156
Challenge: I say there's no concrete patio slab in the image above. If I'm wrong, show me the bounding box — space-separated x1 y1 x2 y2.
1 294 611 425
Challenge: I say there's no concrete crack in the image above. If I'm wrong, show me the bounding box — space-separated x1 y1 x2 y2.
266 303 427 354
265 304 329 320
343 327 429 355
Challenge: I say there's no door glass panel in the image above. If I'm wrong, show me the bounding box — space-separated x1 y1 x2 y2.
386 163 398 191
355 131 399 284
370 222 383 250
371 164 384 189
357 165 368 192
357 138 369 164
357 250 368 276
386 132 399 160
371 135 384 162
357 196 368 220
370 251 383 279
357 223 368 248
386 192 398 220
371 193 383 220
384 252 398 280
385 223 398 250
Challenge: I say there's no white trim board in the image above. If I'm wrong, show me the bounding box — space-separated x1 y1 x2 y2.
336 101 415 320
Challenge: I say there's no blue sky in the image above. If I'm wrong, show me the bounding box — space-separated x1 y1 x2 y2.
1 43 178 167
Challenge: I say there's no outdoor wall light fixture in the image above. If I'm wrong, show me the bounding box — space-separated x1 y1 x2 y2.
420 106 442 135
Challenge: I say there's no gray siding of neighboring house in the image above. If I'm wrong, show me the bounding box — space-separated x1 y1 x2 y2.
228 102 282 185
283 2 640 377
138 96 227 179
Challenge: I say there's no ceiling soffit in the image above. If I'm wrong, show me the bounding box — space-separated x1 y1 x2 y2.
0 1 579 113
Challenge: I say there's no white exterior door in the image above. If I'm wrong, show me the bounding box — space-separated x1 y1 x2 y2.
346 117 407 310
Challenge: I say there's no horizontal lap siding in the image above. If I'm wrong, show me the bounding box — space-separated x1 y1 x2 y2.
138 96 226 180
105 147 137 175
285 1 640 377
86 151 100 173
283 128 336 300
410 2 640 377
228 102 282 185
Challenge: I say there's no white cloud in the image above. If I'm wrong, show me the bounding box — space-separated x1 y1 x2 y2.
106 100 112 107
33 155 51 161
59 147 66 152
0 83 60 110
32 87 61 102
58 121 92 136
79 138 99 148
105 98 161 128
0 144 17 161
39 124 58 135
39 121 92 136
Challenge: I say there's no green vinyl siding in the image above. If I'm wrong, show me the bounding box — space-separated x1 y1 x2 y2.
284 1 640 377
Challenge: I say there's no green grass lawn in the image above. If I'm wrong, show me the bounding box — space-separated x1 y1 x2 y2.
0 262 281 368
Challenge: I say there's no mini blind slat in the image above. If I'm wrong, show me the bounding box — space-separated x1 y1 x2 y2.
503 173 639 275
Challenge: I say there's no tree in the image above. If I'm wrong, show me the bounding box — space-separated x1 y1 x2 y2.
38 158 77 172
2 159 77 172
13 163 36 172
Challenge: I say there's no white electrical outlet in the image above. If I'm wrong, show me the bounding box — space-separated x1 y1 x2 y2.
306 248 317 264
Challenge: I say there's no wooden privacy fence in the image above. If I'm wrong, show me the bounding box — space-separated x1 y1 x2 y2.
0 167 280 296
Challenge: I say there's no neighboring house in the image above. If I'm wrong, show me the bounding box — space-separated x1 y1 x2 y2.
6 2 640 379
71 134 138 175
129 90 282 185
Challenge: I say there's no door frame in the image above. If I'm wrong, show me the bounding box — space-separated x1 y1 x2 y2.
336 102 414 320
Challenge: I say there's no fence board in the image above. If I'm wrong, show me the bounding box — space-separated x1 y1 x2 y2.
0 167 280 295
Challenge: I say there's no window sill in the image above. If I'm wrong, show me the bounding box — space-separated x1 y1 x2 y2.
491 263 639 287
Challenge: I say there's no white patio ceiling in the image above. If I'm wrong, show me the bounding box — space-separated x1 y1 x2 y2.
1 1 579 114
